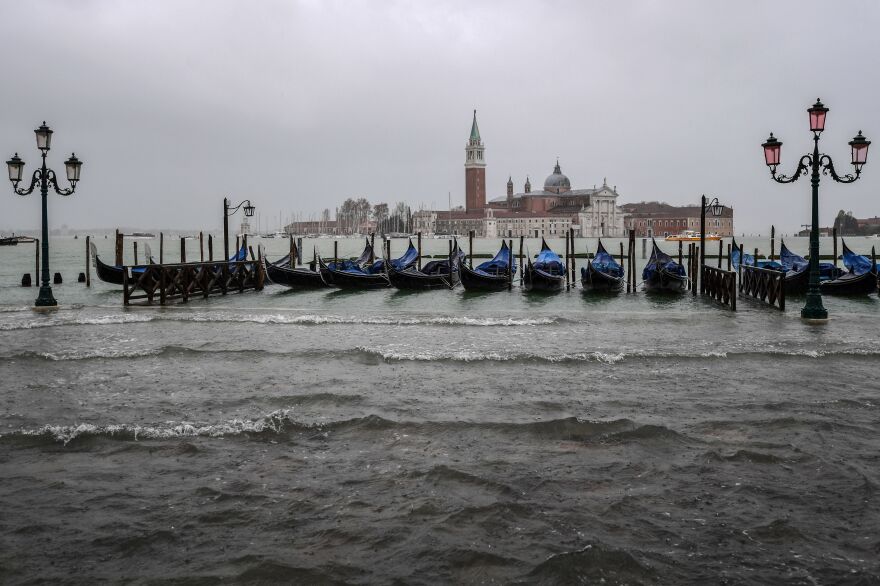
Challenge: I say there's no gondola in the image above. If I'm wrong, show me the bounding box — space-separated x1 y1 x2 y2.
730 238 783 271
263 250 328 289
581 239 624 292
459 240 516 291
523 239 565 292
320 239 418 289
642 239 687 292
819 240 878 296
91 242 246 285
388 239 465 290
779 240 843 295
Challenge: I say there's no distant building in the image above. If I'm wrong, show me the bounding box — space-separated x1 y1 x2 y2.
414 112 628 238
621 202 734 238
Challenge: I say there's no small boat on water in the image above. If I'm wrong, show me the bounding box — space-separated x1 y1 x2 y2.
778 241 843 295
665 230 721 242
263 245 329 289
460 240 516 291
92 242 245 285
523 239 565 292
730 238 784 271
642 239 687 292
818 240 878 296
581 239 624 293
320 239 418 289
388 239 465 290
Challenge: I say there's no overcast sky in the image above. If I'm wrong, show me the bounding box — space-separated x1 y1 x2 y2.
1 0 878 234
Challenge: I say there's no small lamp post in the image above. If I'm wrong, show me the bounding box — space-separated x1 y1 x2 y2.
6 122 82 307
699 195 724 291
762 99 870 320
223 197 255 261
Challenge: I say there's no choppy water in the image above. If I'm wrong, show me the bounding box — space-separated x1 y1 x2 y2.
1 236 879 584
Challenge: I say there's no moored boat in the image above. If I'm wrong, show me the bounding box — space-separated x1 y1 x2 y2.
665 230 721 242
819 240 878 296
388 240 464 290
523 239 565 292
581 239 624 292
779 240 843 295
459 240 516 291
642 239 687 292
320 239 418 289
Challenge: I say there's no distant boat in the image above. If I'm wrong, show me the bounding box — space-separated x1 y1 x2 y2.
643 239 687 292
125 232 156 239
665 230 721 242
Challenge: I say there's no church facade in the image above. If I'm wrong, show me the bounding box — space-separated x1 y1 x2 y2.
416 112 630 238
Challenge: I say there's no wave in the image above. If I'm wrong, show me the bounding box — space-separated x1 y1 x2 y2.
2 413 677 446
0 311 557 331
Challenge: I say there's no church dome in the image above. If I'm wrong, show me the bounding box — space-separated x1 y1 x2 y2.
543 161 571 193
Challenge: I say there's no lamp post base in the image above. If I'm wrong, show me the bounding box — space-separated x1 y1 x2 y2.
800 293 827 320
34 285 57 307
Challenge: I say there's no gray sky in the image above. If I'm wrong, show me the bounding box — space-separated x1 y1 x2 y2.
1 0 878 234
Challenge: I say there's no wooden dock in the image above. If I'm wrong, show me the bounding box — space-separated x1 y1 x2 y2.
122 258 264 305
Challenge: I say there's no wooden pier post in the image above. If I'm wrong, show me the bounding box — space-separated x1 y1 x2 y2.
642 238 647 259
469 230 473 269
180 238 186 263
508 239 513 290
678 239 683 267
417 232 422 270
626 234 632 293
200 231 204 261
738 243 744 284
564 231 570 289
619 242 625 272
133 241 138 265
519 236 524 285
569 227 576 285
160 232 164 264
297 238 303 265
770 225 776 261
717 239 722 268
370 233 376 264
289 235 296 267
208 234 213 261
85 235 91 287
832 227 838 267
115 230 123 266
727 243 732 271
693 245 698 297
334 240 338 263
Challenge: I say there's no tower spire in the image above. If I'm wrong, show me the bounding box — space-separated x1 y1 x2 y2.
470 110 481 143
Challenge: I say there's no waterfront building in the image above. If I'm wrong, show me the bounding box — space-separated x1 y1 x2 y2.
621 201 734 238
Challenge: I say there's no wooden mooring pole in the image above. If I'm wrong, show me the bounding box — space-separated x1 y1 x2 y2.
469 230 473 269
180 238 186 263
200 231 205 262
508 239 513 291
208 234 213 261
717 239 722 268
518 236 524 285
133 241 138 265
692 244 698 297
770 225 776 261
564 231 570 290
334 240 338 263
85 235 91 287
115 230 123 266
289 235 296 267
832 227 838 267
417 232 422 270
678 240 683 267
626 234 632 293
727 243 732 271
160 232 164 264
569 227 576 285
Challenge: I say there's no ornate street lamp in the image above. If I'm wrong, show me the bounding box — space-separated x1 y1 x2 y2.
762 99 870 320
223 197 256 261
6 122 82 307
699 194 725 292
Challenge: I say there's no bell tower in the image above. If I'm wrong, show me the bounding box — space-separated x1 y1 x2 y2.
465 110 486 212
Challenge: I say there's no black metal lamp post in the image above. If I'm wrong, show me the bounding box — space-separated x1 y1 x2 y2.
699 195 724 291
6 122 82 307
762 99 870 320
223 197 255 261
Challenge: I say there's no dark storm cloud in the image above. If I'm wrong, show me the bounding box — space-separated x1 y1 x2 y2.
1 0 878 233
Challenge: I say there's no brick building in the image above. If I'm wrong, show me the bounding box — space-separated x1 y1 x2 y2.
621 202 734 238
